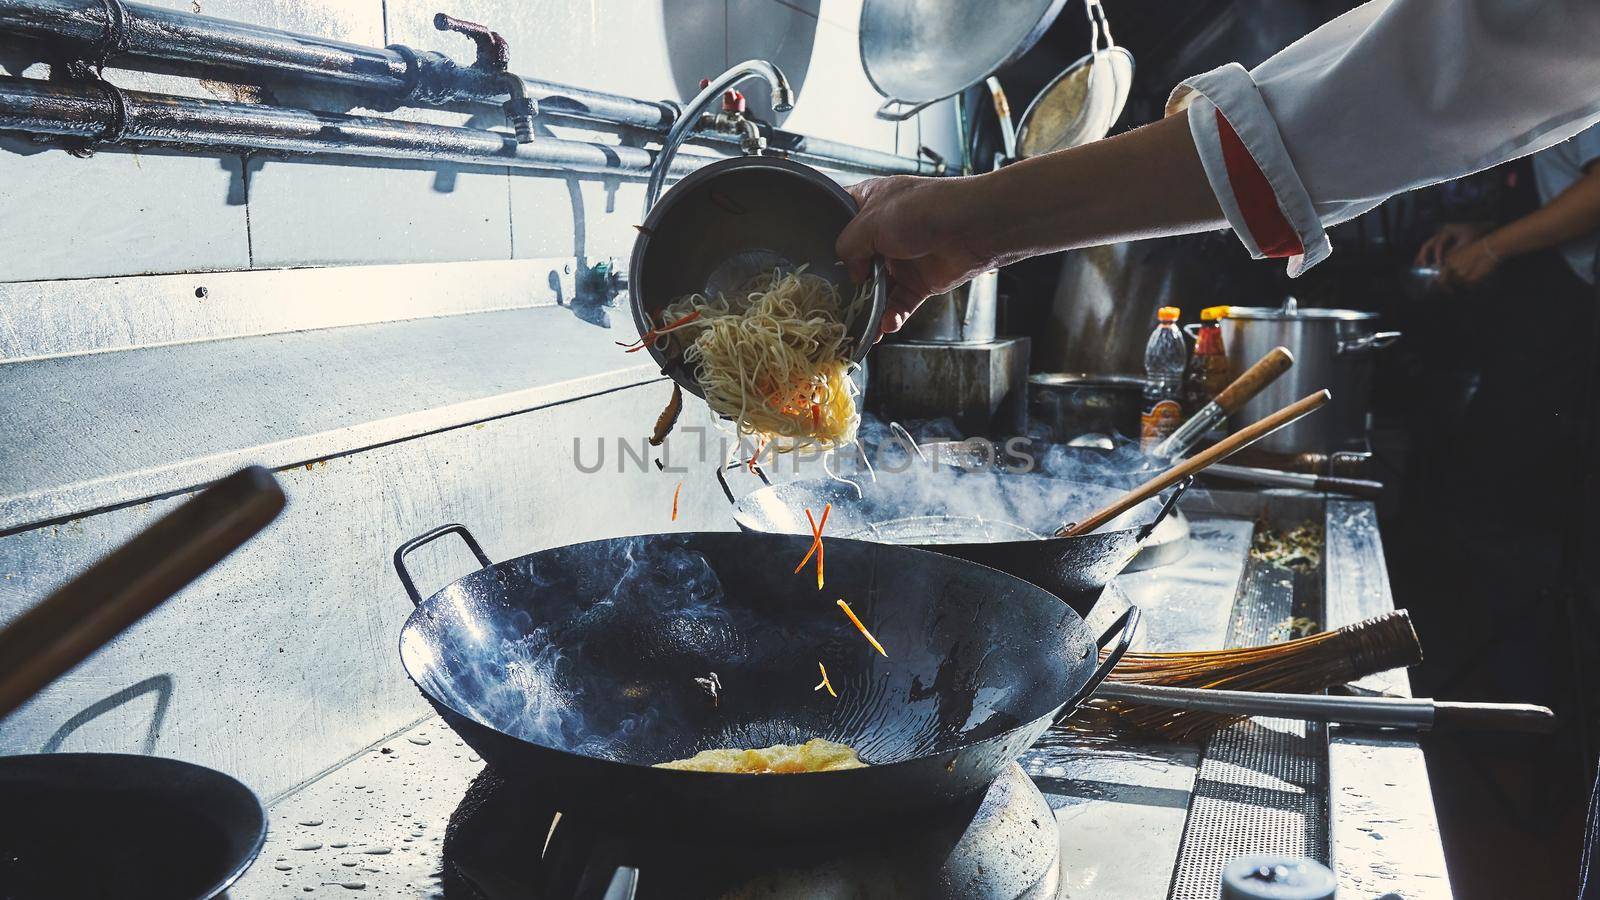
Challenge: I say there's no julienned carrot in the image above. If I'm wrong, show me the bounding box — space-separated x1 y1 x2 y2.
836 599 887 657
793 504 832 581
794 509 820 573
616 310 702 352
671 482 682 521
814 661 837 697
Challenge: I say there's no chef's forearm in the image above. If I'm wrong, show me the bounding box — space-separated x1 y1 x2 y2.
960 115 1224 263
1485 167 1600 260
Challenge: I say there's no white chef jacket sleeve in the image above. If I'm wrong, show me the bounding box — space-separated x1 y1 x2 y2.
1167 0 1600 276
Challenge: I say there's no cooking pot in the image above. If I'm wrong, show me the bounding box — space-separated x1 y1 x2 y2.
629 155 887 399
1028 373 1145 443
1222 298 1399 454
890 271 999 343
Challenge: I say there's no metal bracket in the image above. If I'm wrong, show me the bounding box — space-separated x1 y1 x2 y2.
90 0 131 75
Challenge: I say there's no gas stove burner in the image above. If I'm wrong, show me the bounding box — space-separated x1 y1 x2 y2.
441 762 1058 899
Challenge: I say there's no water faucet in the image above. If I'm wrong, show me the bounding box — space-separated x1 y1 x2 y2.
643 60 795 214
499 73 537 144
434 12 537 144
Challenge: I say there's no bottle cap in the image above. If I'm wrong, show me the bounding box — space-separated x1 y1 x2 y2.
1220 856 1335 900
1157 306 1181 322
1201 305 1230 321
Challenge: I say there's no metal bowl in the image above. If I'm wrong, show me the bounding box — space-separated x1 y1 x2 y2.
629 156 887 398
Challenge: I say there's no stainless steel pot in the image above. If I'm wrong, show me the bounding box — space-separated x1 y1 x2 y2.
1221 298 1400 454
1028 373 1145 443
891 270 999 343
629 156 886 398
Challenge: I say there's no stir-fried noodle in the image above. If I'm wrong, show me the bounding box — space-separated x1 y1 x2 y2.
657 267 869 452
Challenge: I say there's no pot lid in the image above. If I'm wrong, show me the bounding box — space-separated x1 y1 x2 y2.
1227 297 1380 322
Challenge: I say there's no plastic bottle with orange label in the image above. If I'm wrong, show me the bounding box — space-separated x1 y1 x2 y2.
1141 306 1187 452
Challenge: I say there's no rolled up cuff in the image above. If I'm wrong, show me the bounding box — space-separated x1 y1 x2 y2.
1169 63 1331 276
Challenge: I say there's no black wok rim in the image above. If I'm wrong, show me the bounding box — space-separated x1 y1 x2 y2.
0 751 267 900
395 531 1096 784
727 474 1161 546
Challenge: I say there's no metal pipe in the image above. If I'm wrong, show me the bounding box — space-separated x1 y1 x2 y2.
0 0 410 90
644 60 792 213
0 0 932 175
0 76 704 178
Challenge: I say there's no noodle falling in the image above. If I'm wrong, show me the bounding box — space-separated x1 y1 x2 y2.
656 267 868 452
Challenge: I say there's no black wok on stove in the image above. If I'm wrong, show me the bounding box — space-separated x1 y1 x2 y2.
719 460 1188 615
393 525 1136 839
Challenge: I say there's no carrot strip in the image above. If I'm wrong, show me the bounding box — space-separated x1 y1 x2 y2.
671 482 682 521
794 509 821 573
616 310 703 352
793 503 833 581
836 599 887 657
813 503 830 590
814 661 837 697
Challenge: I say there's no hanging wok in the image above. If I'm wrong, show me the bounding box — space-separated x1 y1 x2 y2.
393 526 1137 839
718 459 1187 615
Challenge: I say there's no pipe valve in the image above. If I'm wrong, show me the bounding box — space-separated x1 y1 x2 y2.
434 11 537 144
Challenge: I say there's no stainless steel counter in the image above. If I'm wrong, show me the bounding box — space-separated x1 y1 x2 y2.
231 491 1449 899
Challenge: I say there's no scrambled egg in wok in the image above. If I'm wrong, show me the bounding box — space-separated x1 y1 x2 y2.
654 738 866 773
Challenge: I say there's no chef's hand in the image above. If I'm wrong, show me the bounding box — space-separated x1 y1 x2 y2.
836 175 995 337
1415 223 1490 268
1441 237 1503 289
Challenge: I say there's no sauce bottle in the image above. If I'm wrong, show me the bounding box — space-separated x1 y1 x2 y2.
1141 306 1186 453
1184 305 1233 436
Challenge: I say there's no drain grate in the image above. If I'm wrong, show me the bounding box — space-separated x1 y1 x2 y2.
1166 560 1329 900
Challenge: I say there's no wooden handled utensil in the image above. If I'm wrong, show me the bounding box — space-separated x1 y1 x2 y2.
1152 346 1295 459
1059 389 1331 537
0 466 285 719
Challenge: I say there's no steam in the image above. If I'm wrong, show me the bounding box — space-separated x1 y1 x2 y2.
743 414 1181 541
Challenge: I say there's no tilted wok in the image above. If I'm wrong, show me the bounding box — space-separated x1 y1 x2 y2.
394 526 1136 838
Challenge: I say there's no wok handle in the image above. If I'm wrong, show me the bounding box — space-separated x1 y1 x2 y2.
1135 476 1193 541
1432 701 1557 734
715 458 773 505
1056 605 1141 724
393 523 493 606
0 466 284 720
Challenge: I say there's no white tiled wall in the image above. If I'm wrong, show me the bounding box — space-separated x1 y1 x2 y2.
0 0 957 282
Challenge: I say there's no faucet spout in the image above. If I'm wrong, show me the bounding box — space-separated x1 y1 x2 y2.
643 60 796 214
500 72 538 144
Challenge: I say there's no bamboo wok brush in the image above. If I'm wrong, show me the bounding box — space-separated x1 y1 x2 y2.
1089 609 1424 741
